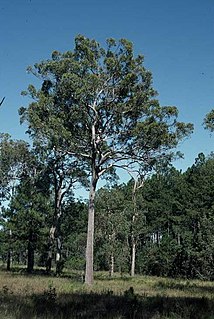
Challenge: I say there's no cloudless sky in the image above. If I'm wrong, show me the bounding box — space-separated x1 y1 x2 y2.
1 0 214 178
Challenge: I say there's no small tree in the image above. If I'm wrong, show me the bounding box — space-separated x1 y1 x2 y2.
20 35 193 284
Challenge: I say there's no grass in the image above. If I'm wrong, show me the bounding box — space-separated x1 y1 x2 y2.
0 267 214 318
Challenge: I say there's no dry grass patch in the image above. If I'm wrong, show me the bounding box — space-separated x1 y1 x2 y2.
92 272 214 299
1 269 214 299
0 268 214 319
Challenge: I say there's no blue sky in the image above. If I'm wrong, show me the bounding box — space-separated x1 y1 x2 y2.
1 0 214 176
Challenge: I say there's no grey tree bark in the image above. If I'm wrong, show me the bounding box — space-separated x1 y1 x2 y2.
85 171 97 285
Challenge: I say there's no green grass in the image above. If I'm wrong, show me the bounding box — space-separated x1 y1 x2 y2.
0 267 214 318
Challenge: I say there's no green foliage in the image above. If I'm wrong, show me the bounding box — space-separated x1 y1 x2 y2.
135 154 214 279
93 154 214 280
0 133 30 203
2 156 52 271
20 34 193 179
61 200 87 270
94 185 131 272
204 108 214 132
181 153 214 279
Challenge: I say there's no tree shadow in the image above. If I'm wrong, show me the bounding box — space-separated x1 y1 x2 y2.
155 280 214 294
1 288 214 319
0 265 85 281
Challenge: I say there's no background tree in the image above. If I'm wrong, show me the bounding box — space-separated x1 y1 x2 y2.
20 35 193 284
61 200 87 275
0 134 32 270
42 149 87 275
0 133 30 204
140 166 186 276
181 153 214 279
20 93 88 274
95 186 130 276
204 109 214 132
124 178 147 277
2 151 51 273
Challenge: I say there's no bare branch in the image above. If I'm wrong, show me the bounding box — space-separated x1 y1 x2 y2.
55 147 92 160
0 97 5 106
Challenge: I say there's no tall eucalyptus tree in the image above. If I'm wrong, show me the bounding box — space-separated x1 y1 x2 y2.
20 35 193 284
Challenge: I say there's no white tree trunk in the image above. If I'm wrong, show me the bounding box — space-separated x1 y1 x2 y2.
85 176 97 285
109 255 114 277
131 237 136 277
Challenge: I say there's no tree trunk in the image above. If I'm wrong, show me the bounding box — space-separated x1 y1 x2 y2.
46 250 52 273
85 175 97 285
27 230 34 273
109 232 115 277
7 229 12 271
56 236 63 276
130 181 138 277
46 187 63 274
177 233 181 245
54 186 64 275
156 231 160 246
7 250 12 271
109 255 114 277
130 236 136 277
46 227 54 273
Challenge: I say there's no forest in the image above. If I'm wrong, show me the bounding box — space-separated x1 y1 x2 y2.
0 35 214 318
1 149 214 281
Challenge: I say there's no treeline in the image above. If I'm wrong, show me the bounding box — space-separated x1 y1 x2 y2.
1 149 214 280
0 35 213 283
98 152 214 280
